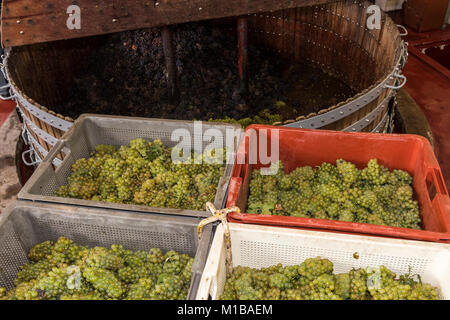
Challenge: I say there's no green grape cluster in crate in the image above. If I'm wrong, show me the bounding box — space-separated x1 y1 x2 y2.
247 159 421 229
55 138 225 210
220 257 439 300
0 237 193 300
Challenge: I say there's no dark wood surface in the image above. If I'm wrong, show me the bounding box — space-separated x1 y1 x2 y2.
1 0 335 47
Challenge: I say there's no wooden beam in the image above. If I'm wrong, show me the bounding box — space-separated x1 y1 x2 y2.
237 17 248 96
161 26 179 104
1 0 335 47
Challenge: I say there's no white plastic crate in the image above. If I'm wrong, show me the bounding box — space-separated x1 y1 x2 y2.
197 223 450 300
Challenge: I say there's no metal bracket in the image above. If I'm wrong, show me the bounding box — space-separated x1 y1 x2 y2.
0 77 15 101
0 83 10 91
22 148 42 166
397 25 408 37
23 127 62 166
384 71 407 90
0 53 9 80
399 41 409 69
21 124 29 145
0 53 15 100
0 85 15 100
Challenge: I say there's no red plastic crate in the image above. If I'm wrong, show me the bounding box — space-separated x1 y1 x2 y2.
227 124 450 243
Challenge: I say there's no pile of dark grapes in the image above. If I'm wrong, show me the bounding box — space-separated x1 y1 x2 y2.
55 138 225 210
0 237 193 300
247 159 421 229
220 257 439 300
58 23 354 127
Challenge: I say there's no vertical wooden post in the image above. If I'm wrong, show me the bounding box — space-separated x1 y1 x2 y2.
161 26 179 104
237 17 248 96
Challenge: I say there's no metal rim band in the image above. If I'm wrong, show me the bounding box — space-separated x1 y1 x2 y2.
10 85 73 132
17 106 59 146
372 110 390 133
284 76 388 129
343 94 393 132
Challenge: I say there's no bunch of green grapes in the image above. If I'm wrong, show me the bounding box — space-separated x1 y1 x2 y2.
209 108 283 129
219 257 440 300
126 278 154 300
246 158 421 229
349 268 368 300
1 237 194 300
297 257 334 286
56 138 227 211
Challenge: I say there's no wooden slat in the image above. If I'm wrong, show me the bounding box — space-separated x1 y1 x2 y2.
1 0 335 47
293 7 302 61
304 5 313 66
328 1 340 80
322 3 332 70
8 37 98 107
273 11 284 55
335 2 348 84
316 4 325 68
281 10 288 59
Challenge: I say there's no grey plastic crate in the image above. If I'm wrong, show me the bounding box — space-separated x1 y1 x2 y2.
0 201 213 300
19 114 242 217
